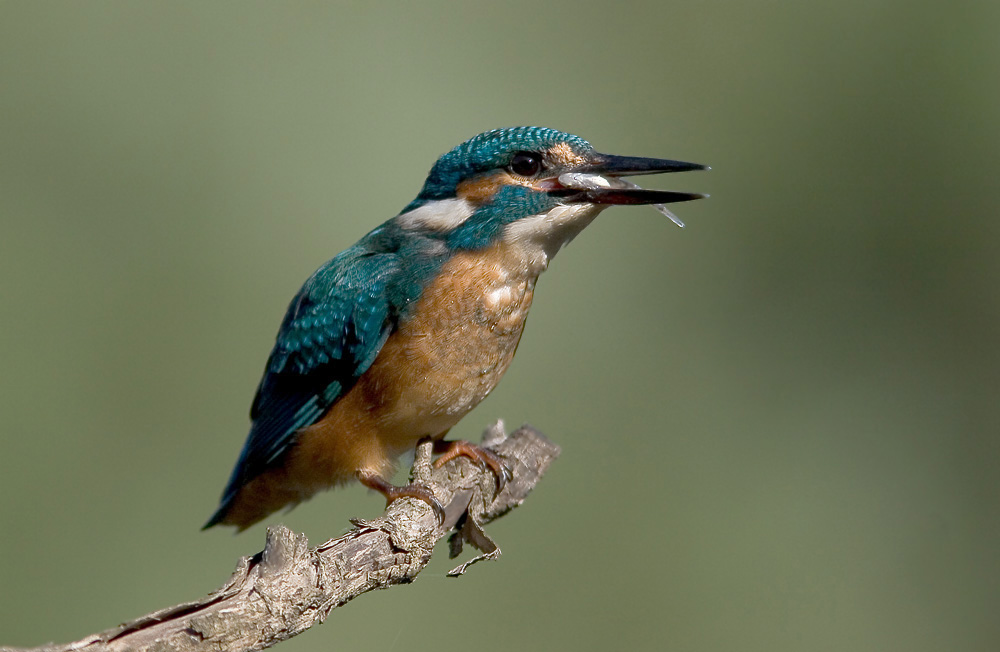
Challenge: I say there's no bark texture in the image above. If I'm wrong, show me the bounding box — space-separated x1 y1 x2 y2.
2 422 559 652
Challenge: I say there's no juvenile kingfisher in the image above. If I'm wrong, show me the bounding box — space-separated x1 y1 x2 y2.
205 127 706 530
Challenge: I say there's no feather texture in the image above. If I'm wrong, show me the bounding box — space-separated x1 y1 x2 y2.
204 223 447 527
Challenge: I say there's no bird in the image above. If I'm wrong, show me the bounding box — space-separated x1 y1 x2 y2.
204 126 707 530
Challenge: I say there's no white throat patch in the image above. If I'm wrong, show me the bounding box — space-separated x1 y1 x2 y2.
502 202 606 275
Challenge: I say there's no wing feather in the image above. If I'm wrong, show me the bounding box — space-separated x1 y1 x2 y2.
206 249 401 524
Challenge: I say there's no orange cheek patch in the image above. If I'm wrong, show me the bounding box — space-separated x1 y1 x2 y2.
457 172 516 203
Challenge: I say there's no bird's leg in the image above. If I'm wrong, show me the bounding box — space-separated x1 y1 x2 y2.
433 439 512 492
356 470 445 521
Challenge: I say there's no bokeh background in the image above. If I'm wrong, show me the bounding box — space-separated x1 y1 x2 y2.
2 2 997 650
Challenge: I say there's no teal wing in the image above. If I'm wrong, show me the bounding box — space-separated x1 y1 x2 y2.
204 249 402 527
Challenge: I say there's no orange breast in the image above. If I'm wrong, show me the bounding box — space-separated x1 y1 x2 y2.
364 241 536 447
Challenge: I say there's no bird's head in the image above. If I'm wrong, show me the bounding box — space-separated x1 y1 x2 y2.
396 127 707 267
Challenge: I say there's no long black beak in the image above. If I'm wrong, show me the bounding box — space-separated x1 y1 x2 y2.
549 153 708 206
583 153 708 176
560 188 708 205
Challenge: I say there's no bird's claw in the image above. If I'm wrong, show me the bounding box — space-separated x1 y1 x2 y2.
433 440 512 493
356 471 445 522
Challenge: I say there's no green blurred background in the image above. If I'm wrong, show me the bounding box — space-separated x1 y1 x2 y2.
2 2 997 650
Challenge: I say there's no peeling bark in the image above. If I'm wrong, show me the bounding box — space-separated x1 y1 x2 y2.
1 423 560 652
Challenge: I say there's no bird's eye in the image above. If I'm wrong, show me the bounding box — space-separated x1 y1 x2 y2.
509 151 544 177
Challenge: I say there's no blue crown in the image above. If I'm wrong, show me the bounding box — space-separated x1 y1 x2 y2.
415 127 592 201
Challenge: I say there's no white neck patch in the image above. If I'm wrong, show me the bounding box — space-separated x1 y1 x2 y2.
396 198 474 232
502 203 606 276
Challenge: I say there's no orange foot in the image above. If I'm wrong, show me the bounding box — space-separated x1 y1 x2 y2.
433 440 512 492
357 470 445 521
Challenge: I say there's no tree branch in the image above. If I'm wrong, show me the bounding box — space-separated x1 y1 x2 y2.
2 422 560 652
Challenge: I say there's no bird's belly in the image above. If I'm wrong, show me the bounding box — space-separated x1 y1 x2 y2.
359 245 536 453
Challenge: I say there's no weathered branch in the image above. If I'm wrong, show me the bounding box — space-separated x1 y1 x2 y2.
2 422 560 652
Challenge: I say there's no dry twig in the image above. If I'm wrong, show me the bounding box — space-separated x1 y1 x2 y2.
1 422 560 652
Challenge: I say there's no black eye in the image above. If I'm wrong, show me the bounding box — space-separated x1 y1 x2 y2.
509 151 543 177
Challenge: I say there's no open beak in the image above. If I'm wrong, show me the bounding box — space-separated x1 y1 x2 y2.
544 153 708 227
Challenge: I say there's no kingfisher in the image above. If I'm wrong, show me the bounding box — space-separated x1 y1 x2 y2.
204 126 707 530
